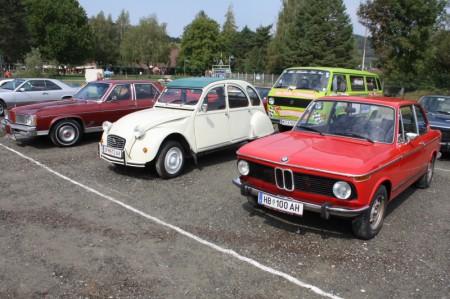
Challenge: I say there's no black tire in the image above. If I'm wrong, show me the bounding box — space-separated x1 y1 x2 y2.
352 185 388 240
155 140 185 179
0 100 6 117
50 119 82 147
415 157 435 189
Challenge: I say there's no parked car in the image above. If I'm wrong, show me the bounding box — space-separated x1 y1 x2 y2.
99 78 274 178
419 95 450 153
0 78 14 89
2 80 163 146
233 96 441 239
255 86 270 112
0 78 78 116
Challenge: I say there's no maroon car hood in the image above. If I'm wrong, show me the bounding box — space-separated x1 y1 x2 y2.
10 98 92 114
238 131 395 176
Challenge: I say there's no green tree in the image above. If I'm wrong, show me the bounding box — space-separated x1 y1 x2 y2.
120 16 170 70
89 11 119 65
0 0 30 63
242 25 273 73
220 4 238 60
179 11 221 75
358 0 447 90
116 9 131 43
24 0 92 65
233 26 257 72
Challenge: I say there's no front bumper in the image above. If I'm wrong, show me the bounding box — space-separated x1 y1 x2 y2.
233 177 369 219
1 118 48 140
98 143 146 168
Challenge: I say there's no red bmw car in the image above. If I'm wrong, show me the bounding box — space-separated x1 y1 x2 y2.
233 96 441 239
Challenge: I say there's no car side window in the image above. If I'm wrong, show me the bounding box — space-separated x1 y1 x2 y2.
228 85 249 108
414 105 427 135
45 80 62 90
246 87 261 106
350 76 365 91
22 80 46 91
332 74 347 92
107 84 131 101
400 106 418 142
366 77 377 91
204 86 226 111
135 84 157 100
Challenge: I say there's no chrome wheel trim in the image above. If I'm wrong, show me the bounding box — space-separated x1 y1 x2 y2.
164 147 183 175
426 160 434 184
0 104 4 115
57 124 77 144
369 194 385 230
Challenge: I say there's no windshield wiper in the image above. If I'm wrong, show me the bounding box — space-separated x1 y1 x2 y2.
336 132 374 143
296 125 324 135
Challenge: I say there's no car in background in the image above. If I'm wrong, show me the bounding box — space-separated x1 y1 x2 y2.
2 80 164 146
233 96 440 239
0 78 78 116
419 95 450 153
99 78 274 178
0 78 14 89
255 86 270 112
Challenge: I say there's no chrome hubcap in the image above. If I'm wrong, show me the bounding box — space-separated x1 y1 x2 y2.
58 125 76 143
164 147 183 175
0 105 4 115
369 195 384 230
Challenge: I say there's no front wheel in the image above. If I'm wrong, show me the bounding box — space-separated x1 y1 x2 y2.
155 141 185 179
352 185 387 240
50 119 82 147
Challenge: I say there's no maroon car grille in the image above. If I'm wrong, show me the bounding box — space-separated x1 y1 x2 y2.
107 135 126 150
247 162 356 199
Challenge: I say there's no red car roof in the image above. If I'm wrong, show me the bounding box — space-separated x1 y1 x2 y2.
320 96 417 107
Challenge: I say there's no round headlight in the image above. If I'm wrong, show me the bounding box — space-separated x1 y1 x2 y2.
102 121 112 132
237 160 250 176
268 97 275 105
333 181 352 200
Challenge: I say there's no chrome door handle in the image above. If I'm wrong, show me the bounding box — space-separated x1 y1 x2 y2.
42 92 48 95
225 112 229 117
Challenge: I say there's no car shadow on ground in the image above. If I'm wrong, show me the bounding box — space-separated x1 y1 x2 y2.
12 132 103 149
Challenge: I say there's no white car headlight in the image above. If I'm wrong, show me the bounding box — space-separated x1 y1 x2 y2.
237 160 250 176
134 126 145 139
102 121 112 133
268 97 275 105
17 114 36 126
333 181 352 200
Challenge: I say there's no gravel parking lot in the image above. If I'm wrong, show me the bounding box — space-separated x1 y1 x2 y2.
0 128 449 298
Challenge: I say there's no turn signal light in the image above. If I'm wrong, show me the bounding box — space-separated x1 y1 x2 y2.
143 147 148 153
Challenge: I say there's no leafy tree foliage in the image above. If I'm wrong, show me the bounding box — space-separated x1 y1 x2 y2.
116 9 131 43
24 0 92 65
233 26 257 71
220 4 238 59
358 0 447 89
241 25 273 73
0 0 30 63
89 12 120 66
120 16 170 69
179 11 221 75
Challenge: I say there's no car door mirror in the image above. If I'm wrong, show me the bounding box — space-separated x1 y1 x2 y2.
406 132 418 142
18 87 25 92
201 103 208 112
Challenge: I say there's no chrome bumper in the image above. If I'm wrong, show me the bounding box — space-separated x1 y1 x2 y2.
232 177 369 219
1 119 48 140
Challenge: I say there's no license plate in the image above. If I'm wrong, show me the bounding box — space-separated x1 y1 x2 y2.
280 119 297 127
258 192 303 216
102 146 123 158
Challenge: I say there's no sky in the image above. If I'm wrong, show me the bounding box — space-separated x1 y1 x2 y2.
78 0 366 37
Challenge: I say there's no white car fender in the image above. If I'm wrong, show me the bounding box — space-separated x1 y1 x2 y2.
249 110 275 139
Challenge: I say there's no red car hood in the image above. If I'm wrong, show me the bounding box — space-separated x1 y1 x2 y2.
10 98 90 115
238 131 396 177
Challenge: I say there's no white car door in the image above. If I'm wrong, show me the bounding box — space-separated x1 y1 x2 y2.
194 85 230 151
227 84 251 142
15 80 49 105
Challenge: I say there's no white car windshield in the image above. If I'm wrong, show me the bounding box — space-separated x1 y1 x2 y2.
274 69 330 91
296 100 395 143
74 82 110 100
157 88 203 106
2 79 25 90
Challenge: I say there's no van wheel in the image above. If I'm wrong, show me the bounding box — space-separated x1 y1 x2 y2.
415 157 435 189
352 185 387 240
155 141 185 179
50 119 82 147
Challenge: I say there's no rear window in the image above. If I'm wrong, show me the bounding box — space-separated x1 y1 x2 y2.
350 76 365 91
366 77 377 91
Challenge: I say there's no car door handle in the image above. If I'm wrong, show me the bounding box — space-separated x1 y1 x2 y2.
42 92 48 95
225 112 229 117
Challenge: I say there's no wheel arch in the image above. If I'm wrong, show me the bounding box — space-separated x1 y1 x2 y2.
50 116 85 133
160 133 192 156
370 178 392 202
249 110 275 138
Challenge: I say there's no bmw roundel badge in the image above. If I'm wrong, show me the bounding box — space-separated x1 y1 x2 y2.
281 156 289 163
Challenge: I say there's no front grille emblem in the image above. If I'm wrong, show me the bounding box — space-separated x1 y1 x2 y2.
281 156 289 163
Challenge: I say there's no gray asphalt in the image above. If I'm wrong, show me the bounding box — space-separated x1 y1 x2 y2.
0 130 449 299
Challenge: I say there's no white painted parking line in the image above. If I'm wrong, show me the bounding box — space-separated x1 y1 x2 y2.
0 143 343 299
436 168 450 172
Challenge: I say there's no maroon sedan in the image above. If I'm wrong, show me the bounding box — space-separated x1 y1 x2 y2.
2 80 163 146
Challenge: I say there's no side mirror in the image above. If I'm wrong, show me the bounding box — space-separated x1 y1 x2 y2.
406 132 418 142
201 103 208 112
18 88 25 92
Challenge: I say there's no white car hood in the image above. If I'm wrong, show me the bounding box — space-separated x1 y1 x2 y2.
110 107 193 137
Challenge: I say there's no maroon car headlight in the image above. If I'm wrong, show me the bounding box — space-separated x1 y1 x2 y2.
333 181 352 200
237 160 250 176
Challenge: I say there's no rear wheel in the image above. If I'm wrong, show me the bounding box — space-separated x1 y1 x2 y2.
50 119 82 147
415 157 435 189
155 141 185 179
0 100 6 116
352 185 387 240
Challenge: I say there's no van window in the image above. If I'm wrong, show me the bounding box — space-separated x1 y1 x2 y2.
332 74 347 92
376 78 382 90
366 77 377 91
350 76 365 91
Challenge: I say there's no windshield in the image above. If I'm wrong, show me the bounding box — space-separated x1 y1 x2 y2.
274 69 330 91
296 100 395 143
73 82 110 100
157 88 202 106
421 96 450 115
1 79 25 90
